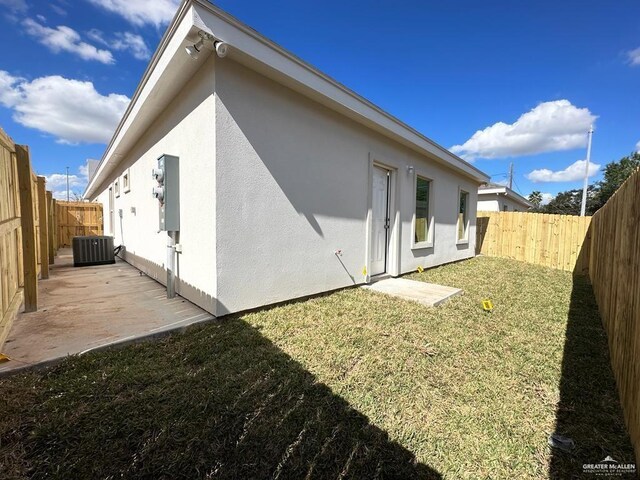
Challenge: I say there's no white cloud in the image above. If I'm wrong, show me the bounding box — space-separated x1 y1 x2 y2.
0 71 23 106
0 0 27 13
88 29 151 60
113 32 151 60
86 0 179 27
636 140 640 153
50 3 67 16
541 193 554 205
22 18 114 64
0 70 129 144
46 173 86 199
45 160 97 199
526 159 601 183
451 100 597 161
627 47 640 66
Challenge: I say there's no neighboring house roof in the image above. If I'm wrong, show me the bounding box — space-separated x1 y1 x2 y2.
84 0 489 198
478 183 533 209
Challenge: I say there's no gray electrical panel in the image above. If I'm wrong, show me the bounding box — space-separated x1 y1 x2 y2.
152 154 180 231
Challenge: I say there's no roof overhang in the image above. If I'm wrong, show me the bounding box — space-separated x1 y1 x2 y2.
478 187 533 208
85 0 489 198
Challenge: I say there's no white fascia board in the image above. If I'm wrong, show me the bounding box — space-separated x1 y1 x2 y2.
192 0 489 183
86 0 489 199
84 3 199 199
478 188 506 195
479 187 532 208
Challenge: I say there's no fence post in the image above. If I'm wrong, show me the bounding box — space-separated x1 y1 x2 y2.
36 176 49 279
52 198 58 252
15 145 37 312
46 191 54 263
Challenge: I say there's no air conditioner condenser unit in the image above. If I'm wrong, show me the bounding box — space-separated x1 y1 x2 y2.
72 236 116 267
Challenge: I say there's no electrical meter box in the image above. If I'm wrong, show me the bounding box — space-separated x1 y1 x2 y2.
153 154 180 231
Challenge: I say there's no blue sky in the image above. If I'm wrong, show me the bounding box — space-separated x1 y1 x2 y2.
0 0 638 201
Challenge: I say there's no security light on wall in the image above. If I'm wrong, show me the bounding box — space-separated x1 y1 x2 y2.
407 165 415 175
185 31 229 59
185 38 204 59
215 41 229 58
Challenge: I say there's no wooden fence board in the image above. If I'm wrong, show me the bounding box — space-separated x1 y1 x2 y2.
0 128 24 346
588 167 640 463
476 211 591 273
55 201 103 247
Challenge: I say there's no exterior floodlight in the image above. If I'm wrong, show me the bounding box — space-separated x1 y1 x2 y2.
185 38 204 60
215 41 229 58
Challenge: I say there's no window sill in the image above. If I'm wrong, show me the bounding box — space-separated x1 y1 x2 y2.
456 239 469 246
411 242 433 250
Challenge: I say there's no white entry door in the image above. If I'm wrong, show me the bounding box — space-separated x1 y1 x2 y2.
370 166 390 276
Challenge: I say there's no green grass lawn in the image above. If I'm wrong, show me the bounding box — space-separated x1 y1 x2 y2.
0 257 634 479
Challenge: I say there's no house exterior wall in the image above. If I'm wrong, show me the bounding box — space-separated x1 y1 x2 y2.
213 59 479 315
478 193 528 212
94 59 218 313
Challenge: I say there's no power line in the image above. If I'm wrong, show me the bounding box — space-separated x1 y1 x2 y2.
512 178 524 195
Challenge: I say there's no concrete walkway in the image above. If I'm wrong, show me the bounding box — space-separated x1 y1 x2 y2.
0 250 214 375
363 277 463 307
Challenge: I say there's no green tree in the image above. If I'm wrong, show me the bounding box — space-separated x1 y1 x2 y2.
592 152 640 210
542 185 599 216
528 191 543 209
535 152 639 216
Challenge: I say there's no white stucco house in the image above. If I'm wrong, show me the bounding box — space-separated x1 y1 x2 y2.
84 0 490 317
477 184 532 212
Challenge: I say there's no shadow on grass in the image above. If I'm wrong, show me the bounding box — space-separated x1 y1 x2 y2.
1 315 441 479
548 273 635 478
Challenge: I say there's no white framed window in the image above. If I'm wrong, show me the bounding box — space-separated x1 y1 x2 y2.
457 189 469 243
114 179 120 198
123 169 131 193
412 175 434 248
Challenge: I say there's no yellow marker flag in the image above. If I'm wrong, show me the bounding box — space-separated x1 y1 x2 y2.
482 299 493 312
417 266 424 273
362 266 367 276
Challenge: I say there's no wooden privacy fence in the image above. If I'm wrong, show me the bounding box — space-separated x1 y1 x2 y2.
0 128 48 346
588 167 640 463
55 201 103 247
0 126 104 349
476 211 592 273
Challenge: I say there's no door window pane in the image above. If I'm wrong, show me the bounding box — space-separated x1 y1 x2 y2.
415 177 430 243
458 190 469 241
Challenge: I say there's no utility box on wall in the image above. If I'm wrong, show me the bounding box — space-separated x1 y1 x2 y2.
152 154 180 231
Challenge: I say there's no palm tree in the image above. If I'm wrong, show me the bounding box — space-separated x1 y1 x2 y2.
528 191 543 209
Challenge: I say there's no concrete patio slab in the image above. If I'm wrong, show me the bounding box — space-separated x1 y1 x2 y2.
363 277 463 307
0 249 214 375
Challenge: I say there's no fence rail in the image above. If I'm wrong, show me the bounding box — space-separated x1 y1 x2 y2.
476 211 592 273
588 167 640 463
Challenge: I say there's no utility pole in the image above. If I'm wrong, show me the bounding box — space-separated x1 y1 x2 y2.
66 166 70 201
508 162 514 190
580 125 594 217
